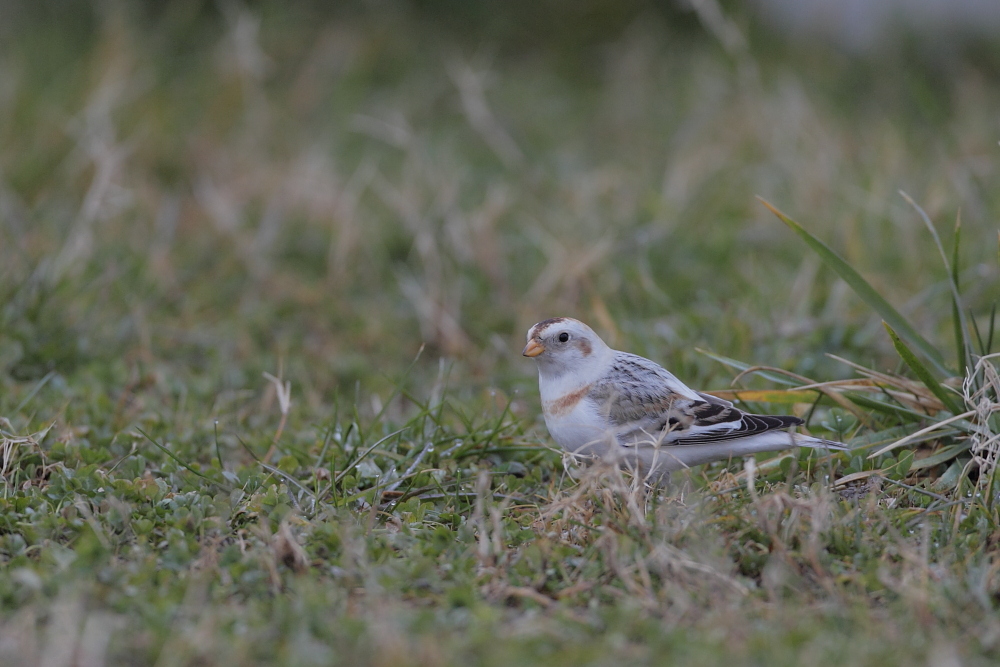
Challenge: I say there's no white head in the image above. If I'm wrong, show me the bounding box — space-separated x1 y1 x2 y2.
522 317 612 380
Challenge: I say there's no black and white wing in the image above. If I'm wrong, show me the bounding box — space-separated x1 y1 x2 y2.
589 352 818 448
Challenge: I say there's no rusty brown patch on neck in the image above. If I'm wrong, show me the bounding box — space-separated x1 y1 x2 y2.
543 383 592 417
576 338 592 356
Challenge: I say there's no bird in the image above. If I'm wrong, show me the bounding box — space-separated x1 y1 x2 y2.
522 317 846 482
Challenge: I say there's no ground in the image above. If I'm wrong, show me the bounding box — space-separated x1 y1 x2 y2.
1 2 1000 665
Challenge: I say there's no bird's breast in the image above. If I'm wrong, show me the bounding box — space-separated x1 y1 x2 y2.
541 383 593 418
540 384 612 454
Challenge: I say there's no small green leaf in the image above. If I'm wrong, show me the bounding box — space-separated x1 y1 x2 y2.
277 455 299 473
883 321 963 414
821 408 856 437
894 450 914 478
759 197 951 377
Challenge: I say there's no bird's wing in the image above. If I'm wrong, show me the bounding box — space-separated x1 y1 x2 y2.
668 411 804 446
589 353 805 446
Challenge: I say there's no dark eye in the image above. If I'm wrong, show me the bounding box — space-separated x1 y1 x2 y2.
558 332 570 343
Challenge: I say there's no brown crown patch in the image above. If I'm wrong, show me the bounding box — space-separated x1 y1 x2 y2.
532 317 568 334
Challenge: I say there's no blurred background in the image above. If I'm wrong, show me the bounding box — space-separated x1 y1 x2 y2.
2 0 999 413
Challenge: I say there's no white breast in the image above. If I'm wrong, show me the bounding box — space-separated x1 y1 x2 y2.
542 395 613 456
537 355 616 457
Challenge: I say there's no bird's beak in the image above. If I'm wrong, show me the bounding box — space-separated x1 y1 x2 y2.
522 339 545 357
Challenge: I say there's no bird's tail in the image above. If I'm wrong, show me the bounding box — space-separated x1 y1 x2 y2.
795 434 849 451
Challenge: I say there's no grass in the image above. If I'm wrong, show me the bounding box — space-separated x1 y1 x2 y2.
2 2 1000 665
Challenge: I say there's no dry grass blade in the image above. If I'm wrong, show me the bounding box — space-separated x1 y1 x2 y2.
826 354 951 413
832 469 881 487
705 388 825 405
0 422 51 481
535 463 751 605
965 354 1000 478
870 410 977 458
262 372 292 463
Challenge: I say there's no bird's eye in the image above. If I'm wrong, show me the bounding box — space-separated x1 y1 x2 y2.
558 332 570 343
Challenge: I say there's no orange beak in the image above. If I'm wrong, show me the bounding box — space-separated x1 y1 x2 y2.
522 339 545 357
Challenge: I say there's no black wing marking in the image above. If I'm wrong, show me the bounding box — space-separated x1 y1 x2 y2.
670 412 804 446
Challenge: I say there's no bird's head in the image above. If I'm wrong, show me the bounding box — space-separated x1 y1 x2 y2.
522 317 610 378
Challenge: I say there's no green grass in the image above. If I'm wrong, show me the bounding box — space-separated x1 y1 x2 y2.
2 2 1000 665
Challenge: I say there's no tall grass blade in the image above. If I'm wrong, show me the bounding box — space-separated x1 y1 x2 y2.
13 370 56 414
989 302 997 355
899 192 971 374
759 197 951 377
973 302 998 356
883 321 963 414
950 211 967 370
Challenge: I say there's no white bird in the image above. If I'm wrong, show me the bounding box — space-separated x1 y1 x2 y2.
522 317 846 482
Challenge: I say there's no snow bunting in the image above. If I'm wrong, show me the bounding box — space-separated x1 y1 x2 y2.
523 317 846 481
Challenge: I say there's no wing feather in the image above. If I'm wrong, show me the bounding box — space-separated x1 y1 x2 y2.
670 413 804 446
589 353 806 447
